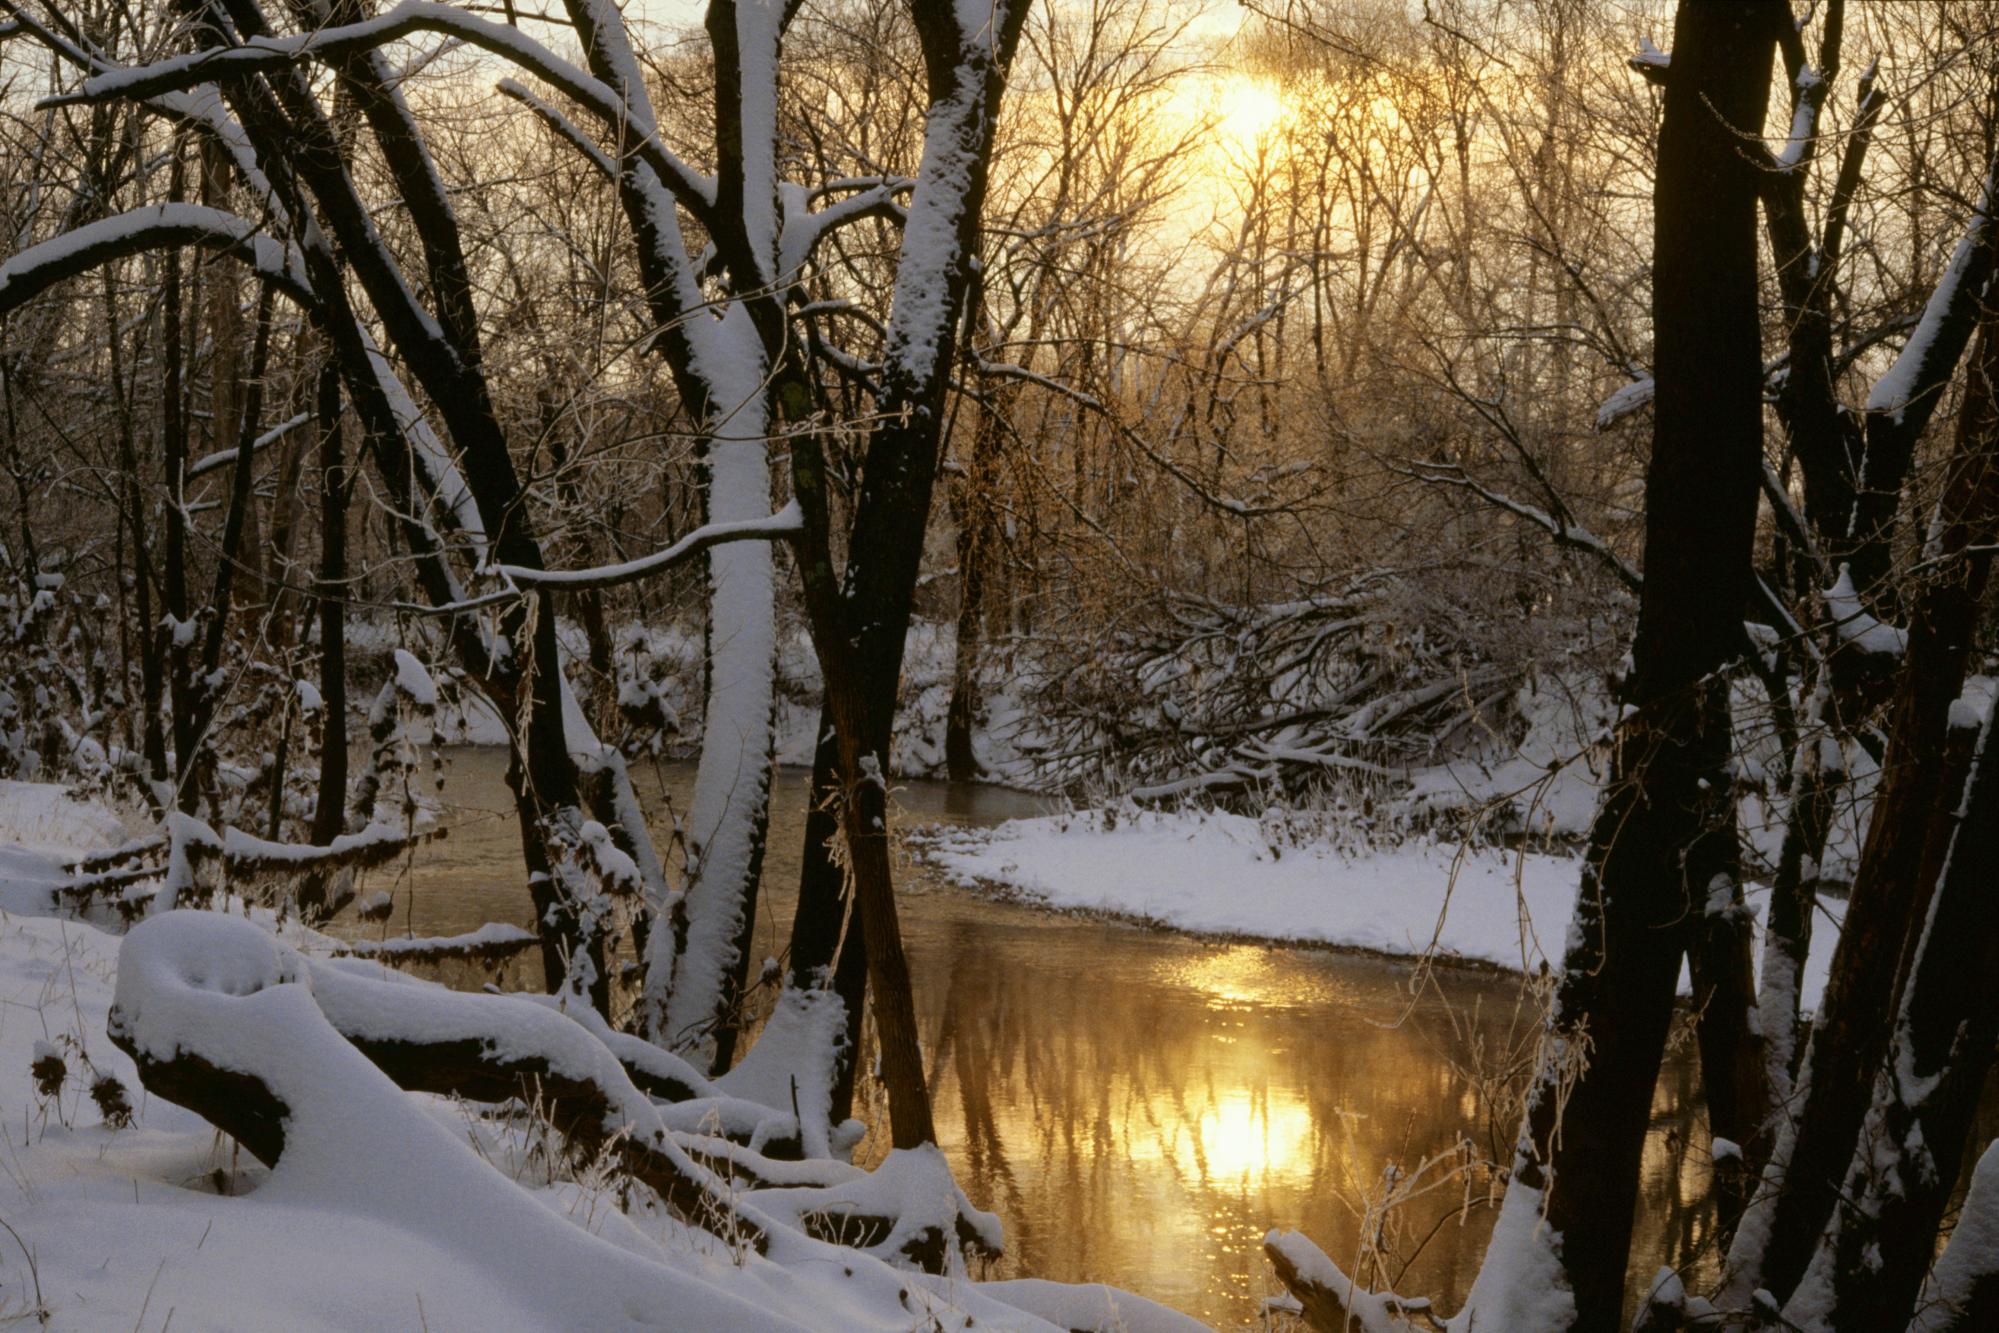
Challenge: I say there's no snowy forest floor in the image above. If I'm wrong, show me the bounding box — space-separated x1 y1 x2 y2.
0 781 1202 1332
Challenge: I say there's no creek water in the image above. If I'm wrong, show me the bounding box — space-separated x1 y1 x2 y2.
355 747 1724 1327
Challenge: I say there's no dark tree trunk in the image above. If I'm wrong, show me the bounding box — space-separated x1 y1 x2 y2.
1755 301 1999 1312
106 266 169 797
196 0 587 980
945 358 1002 785
188 289 275 759
1781 665 1999 1329
162 151 198 815
1474 5 1780 1326
307 363 349 855
786 1 1030 1127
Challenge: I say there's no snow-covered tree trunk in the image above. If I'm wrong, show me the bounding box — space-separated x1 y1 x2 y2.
786 0 1031 1124
1736 286 1999 1310
657 365 779 1069
529 0 785 1065
1780 683 1999 1331
1911 1139 1999 1333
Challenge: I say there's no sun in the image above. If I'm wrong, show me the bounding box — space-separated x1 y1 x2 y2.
1213 75 1287 149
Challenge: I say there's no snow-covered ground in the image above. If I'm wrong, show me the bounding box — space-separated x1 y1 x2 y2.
914 808 1843 1012
0 783 1200 1332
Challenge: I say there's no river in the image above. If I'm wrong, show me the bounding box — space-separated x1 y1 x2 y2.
355 747 1723 1326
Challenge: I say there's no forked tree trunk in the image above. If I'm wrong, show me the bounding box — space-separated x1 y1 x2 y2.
787 0 1030 1126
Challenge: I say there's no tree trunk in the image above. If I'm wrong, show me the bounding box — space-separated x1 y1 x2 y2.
1459 5 1779 1326
1781 682 1999 1330
305 362 349 880
786 0 1029 1126
1751 309 1999 1309
162 150 198 815
945 359 1002 785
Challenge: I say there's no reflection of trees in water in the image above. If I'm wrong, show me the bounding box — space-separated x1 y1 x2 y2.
912 915 1719 1322
406 759 1999 1324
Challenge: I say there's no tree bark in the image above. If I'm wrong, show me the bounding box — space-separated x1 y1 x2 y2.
1753 290 1999 1314
787 0 1030 1126
1460 5 1779 1326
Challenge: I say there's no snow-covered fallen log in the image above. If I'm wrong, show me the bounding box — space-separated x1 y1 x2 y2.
111 911 773 1251
328 922 537 965
1264 1229 1439 1331
103 910 814 1327
109 909 1012 1275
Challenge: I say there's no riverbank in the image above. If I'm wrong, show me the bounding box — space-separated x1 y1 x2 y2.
0 781 1200 1332
912 807 1843 1012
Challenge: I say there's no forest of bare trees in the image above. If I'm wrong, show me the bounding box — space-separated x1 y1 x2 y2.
1 0 1997 1328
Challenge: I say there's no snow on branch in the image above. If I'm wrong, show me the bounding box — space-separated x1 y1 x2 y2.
0 204 312 318
56 2 716 222
1629 36 1671 84
493 501 802 592
186 410 311 481
106 912 789 1318
496 78 617 182
1823 564 1908 658
1395 460 1642 591
327 922 536 965
779 177 913 278
1595 376 1654 430
1775 63 1830 175
1264 1229 1438 1332
1865 150 1999 428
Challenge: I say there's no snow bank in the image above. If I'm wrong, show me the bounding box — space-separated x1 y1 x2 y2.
0 778 131 855
0 779 138 914
915 808 1843 1009
919 808 1581 972
0 783 1152 1330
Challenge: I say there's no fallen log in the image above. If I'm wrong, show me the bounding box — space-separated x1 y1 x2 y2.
109 912 770 1252
1263 1229 1440 1332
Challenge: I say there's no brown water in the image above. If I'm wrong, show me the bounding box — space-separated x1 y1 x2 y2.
350 747 1723 1327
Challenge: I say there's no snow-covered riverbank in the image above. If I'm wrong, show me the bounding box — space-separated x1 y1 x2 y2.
0 782 1200 1332
914 808 1843 1012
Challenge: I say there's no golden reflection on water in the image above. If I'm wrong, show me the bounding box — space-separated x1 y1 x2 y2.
395 752 1735 1327
1183 1087 1316 1186
1159 942 1362 1012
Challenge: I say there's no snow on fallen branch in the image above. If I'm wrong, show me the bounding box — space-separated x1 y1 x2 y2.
112 911 774 1251
1263 1229 1441 1331
328 923 537 965
52 818 439 917
109 911 1012 1274
65 832 167 876
215 821 443 880
105 911 797 1326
